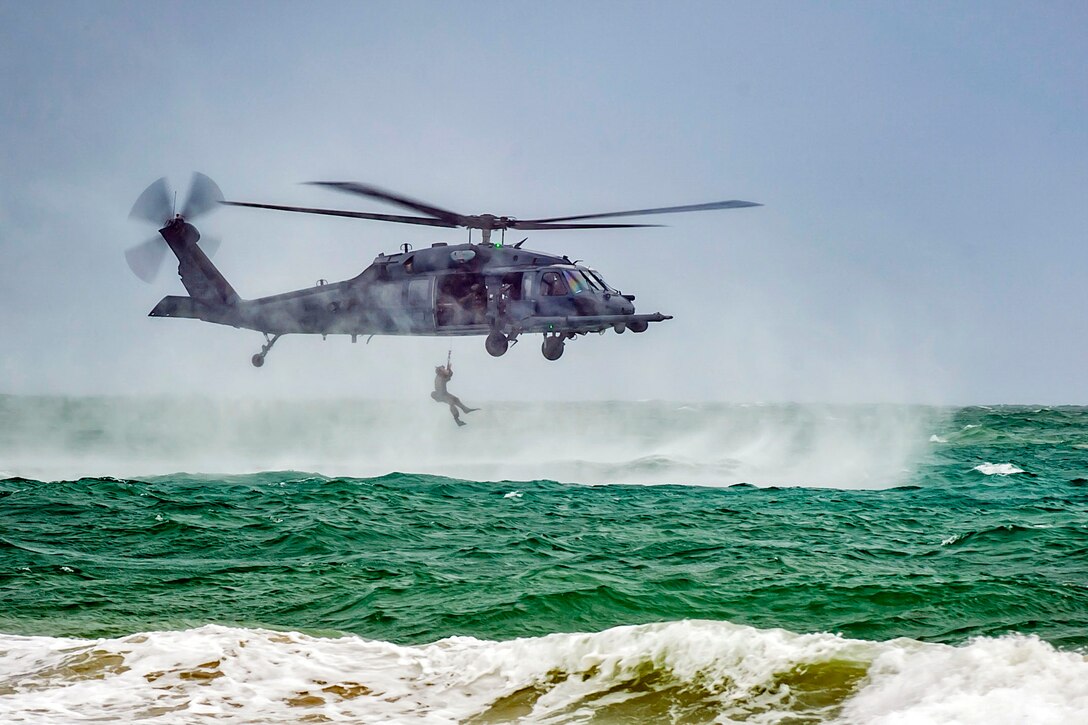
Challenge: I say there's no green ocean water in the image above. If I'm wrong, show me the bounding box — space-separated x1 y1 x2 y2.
1 399 1087 722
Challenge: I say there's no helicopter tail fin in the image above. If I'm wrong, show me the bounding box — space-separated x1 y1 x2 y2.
159 220 239 306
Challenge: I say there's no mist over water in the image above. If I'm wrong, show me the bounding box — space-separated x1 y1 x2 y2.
0 396 943 488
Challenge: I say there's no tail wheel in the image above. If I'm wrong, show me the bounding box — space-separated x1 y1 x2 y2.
251 354 265 368
485 332 509 357
542 336 564 361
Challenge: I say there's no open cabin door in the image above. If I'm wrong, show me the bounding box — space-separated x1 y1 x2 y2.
436 271 487 328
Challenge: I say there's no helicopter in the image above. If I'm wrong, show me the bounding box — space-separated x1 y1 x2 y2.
126 174 759 365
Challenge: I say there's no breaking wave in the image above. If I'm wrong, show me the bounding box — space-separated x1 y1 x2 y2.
1 621 1085 724
973 462 1026 476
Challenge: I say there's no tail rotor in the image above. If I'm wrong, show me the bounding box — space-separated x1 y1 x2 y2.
125 173 223 282
128 177 173 226
124 236 171 283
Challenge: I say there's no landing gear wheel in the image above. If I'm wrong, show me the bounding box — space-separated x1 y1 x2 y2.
251 333 280 369
542 336 565 361
485 331 509 357
613 322 626 334
628 319 649 333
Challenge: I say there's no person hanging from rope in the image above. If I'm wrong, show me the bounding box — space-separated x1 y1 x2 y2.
431 349 479 426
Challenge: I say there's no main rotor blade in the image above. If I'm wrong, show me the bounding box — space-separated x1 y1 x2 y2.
129 177 172 225
124 236 168 283
221 200 459 228
181 172 224 220
528 199 762 224
510 221 663 230
307 181 464 225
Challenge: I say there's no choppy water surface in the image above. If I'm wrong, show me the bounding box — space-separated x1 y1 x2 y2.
1 398 1087 722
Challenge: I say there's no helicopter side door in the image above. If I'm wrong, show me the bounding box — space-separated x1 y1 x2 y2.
534 269 600 317
533 270 566 317
403 277 435 332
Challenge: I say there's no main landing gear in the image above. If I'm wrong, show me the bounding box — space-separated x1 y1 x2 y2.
490 320 648 361
542 334 565 361
251 333 281 367
485 331 509 357
486 330 567 360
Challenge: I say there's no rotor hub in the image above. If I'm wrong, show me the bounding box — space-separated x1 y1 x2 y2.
464 213 515 231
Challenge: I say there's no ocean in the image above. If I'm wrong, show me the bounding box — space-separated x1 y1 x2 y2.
1 396 1086 723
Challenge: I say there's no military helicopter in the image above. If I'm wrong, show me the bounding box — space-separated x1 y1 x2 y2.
126 174 759 365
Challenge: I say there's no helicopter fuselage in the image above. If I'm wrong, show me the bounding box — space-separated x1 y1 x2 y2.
148 229 669 363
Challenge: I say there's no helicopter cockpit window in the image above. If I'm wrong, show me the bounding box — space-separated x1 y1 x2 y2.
587 270 616 293
541 271 566 296
579 270 604 291
564 271 591 295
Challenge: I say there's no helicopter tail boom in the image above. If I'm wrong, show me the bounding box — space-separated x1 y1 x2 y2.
158 219 240 307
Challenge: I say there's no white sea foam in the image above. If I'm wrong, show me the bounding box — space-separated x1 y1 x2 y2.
929 434 947 443
842 635 1088 724
973 462 1026 476
0 621 1084 724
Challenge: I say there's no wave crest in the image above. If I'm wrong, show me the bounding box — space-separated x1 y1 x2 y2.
973 462 1026 476
2 620 1085 723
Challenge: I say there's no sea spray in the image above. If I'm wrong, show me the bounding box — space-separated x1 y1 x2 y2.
0 396 941 487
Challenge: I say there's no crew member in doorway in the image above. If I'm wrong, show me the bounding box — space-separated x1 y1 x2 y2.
431 353 478 426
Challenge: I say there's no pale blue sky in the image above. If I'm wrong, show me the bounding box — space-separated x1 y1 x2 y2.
1 1 1085 403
